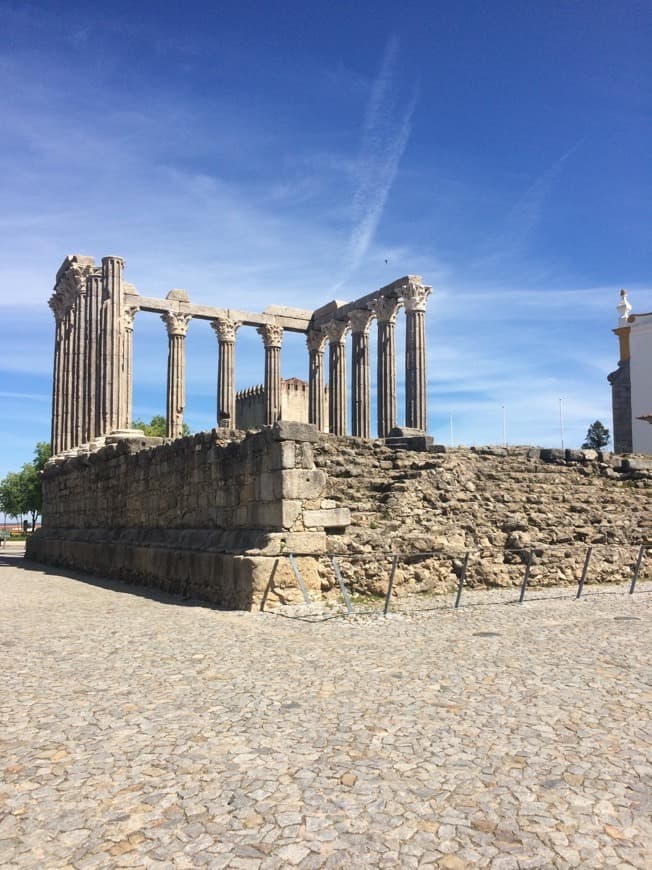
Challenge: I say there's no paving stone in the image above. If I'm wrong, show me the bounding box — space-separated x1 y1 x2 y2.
0 551 650 867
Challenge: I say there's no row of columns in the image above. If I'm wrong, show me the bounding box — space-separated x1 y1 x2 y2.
307 282 431 438
50 256 133 455
50 258 431 453
167 285 430 439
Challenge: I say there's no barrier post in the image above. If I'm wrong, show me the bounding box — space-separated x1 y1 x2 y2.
287 553 311 604
576 546 592 599
519 548 533 604
331 556 353 615
629 545 646 595
454 551 470 609
383 555 399 616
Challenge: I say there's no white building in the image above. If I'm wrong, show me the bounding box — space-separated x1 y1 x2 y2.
609 290 652 454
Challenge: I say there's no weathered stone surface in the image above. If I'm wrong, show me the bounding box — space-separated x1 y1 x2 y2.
303 508 352 528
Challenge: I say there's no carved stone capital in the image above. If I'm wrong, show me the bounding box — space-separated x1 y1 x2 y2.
326 319 349 344
162 311 192 337
211 317 239 344
51 261 95 316
402 282 432 313
349 308 374 335
306 327 328 354
123 305 139 333
48 293 67 322
257 322 284 348
373 295 401 324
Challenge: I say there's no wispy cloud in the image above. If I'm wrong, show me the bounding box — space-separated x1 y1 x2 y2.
473 142 581 270
335 37 418 289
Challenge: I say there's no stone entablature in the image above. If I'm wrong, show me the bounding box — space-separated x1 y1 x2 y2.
48 255 433 455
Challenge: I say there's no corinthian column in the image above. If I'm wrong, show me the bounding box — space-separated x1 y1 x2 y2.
349 309 374 439
211 318 239 428
72 286 87 447
307 328 327 431
162 311 192 439
84 272 102 441
327 319 349 436
257 322 283 425
62 305 75 451
99 256 126 434
403 282 432 431
122 305 138 432
48 296 66 455
374 295 401 438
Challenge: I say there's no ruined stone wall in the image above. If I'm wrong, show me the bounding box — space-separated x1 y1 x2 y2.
312 439 651 598
27 423 349 609
27 429 651 610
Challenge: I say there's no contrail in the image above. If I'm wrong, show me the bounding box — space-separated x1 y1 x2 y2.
335 37 418 289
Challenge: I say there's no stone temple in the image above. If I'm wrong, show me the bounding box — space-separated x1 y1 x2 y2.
47 255 432 455
28 256 650 609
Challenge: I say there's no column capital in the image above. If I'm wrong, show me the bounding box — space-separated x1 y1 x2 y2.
306 327 328 354
349 308 374 335
402 282 432 313
326 318 349 345
257 322 283 348
373 295 401 324
162 311 192 337
123 305 139 334
211 317 240 344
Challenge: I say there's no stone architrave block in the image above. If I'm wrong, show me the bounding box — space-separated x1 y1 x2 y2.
271 421 319 443
303 507 351 529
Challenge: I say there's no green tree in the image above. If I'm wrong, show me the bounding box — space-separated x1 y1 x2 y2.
132 415 190 437
0 442 51 531
582 420 610 450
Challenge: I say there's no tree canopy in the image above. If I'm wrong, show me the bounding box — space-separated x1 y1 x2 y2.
582 420 610 450
132 415 190 437
0 441 51 530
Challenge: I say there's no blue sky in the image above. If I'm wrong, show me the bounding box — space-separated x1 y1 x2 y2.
1 0 650 478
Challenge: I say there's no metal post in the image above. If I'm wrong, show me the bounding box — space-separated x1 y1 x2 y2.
629 544 646 595
519 548 533 604
383 555 399 616
287 553 311 604
576 546 592 599
331 557 353 615
454 551 470 609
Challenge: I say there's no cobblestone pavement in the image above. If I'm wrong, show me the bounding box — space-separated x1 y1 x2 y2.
1 549 650 869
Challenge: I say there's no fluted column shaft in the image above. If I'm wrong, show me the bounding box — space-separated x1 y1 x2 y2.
307 329 327 431
211 318 239 428
72 290 87 447
404 283 431 431
374 296 400 438
163 312 191 439
327 320 348 436
257 323 283 425
349 310 373 439
62 308 75 451
122 306 137 431
83 274 98 441
99 256 127 434
49 307 64 454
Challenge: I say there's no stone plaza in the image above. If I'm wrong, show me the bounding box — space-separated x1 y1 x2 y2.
1 546 650 868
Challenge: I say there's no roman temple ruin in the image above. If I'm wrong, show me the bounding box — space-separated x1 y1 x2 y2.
47 255 432 455
29 255 650 609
